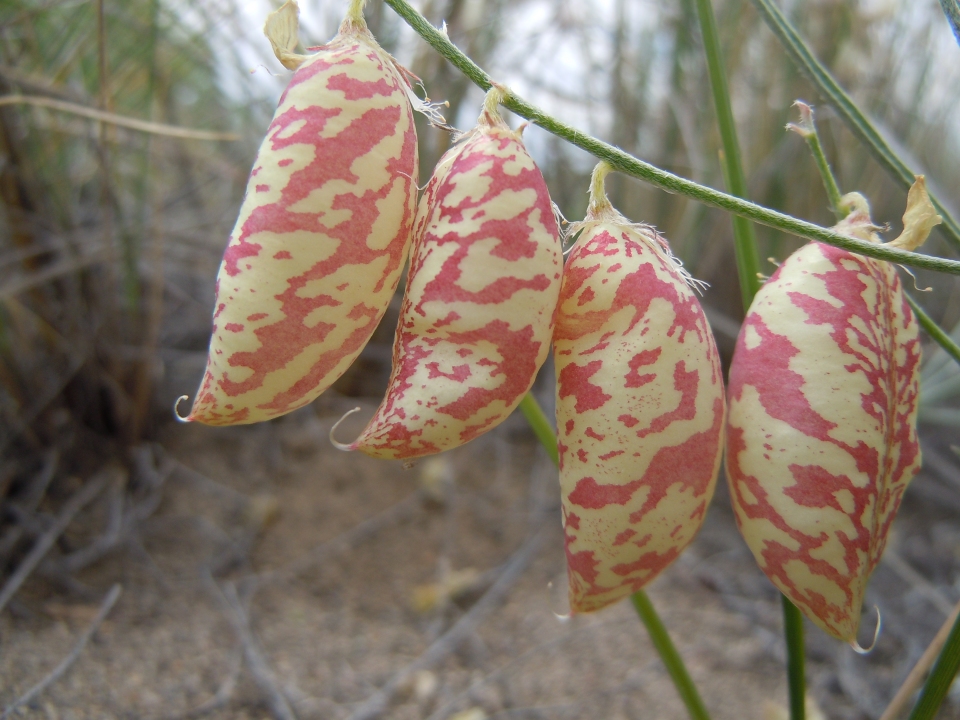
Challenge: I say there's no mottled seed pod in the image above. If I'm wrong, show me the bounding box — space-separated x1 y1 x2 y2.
555 164 725 614
185 0 418 425
726 184 939 641
342 87 562 459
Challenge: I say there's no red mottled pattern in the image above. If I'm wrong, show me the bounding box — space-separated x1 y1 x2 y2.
726 240 921 640
555 221 725 613
350 115 562 459
188 27 418 425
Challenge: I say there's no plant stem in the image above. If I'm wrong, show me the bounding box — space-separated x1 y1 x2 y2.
907 294 960 369
784 69 960 720
383 0 960 277
517 393 558 468
518 394 710 720
693 0 762 311
938 0 960 48
632 592 712 720
782 595 806 720
749 0 960 254
693 3 805 715
906 608 960 720
790 103 845 220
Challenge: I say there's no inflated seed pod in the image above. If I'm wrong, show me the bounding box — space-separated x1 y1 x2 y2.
726 182 940 641
341 87 562 459
555 164 725 614
185 0 418 425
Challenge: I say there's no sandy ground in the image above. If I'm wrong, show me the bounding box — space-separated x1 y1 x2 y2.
2 387 959 720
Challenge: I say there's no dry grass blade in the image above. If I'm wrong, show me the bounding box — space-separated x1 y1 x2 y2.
0 95 240 141
879 598 960 720
0 583 121 719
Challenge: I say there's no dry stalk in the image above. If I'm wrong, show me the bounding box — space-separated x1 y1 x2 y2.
1 583 122 718
0 466 118 614
347 525 548 720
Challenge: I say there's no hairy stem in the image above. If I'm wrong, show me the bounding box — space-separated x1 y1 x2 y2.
383 0 960 276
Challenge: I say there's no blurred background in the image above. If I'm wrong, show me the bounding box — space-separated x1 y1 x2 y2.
2 0 960 718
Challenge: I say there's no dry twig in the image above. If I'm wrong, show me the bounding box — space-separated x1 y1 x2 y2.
170 650 243 720
879 597 960 720
347 525 548 720
0 94 240 141
207 576 298 720
1 583 122 718
0 467 117 615
242 493 421 593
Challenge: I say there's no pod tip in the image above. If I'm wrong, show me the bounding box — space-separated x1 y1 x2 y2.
174 395 191 423
330 407 363 451
849 605 881 655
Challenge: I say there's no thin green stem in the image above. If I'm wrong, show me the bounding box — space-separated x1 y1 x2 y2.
693 0 762 311
789 103 845 220
906 608 960 720
939 0 960 48
807 135 844 220
782 595 806 720
750 0 960 254
383 0 960 277
693 3 805 715
518 394 710 720
792 103 960 377
907 294 960 369
632 592 712 720
517 393 558 468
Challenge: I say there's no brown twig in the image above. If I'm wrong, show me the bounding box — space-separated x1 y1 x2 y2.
0 467 116 614
170 650 243 720
1 583 122 718
879 597 960 720
241 493 421 593
0 449 58 564
208 577 298 720
347 525 548 720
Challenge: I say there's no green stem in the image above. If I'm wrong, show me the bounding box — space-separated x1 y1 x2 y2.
938 0 960 49
517 393 559 468
792 103 960 377
693 3 805 715
907 294 960 370
906 609 960 720
383 0 960 277
750 0 960 254
782 595 806 720
632 592 712 720
693 0 762 311
518 394 710 720
790 104 845 220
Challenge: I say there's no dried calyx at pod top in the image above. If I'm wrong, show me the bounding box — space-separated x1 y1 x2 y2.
184 0 420 426
337 86 562 459
726 178 942 642
554 163 725 614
